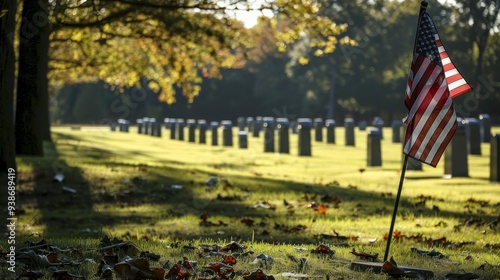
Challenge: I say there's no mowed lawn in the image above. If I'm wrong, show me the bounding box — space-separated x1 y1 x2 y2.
4 124 500 279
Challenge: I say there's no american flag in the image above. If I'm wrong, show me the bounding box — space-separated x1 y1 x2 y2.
403 12 472 167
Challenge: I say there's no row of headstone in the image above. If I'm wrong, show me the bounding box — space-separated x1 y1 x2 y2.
136 117 162 137
110 119 130 132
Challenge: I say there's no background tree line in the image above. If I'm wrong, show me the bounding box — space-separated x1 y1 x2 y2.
51 0 500 125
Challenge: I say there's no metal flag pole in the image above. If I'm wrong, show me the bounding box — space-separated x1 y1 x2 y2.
383 0 428 262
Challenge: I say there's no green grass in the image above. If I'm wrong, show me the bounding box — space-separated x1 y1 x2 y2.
2 125 500 279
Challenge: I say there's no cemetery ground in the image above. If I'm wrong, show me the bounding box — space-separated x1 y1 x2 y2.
2 125 500 279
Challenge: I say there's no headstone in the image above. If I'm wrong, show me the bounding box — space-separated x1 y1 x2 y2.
169 119 177 139
314 118 324 142
198 119 207 144
490 134 500 182
344 118 356 146
221 120 233 146
464 118 481 155
290 120 298 134
263 117 275 153
277 118 290 154
237 117 246 132
149 118 157 136
444 122 468 178
137 119 144 134
210 121 219 146
187 119 196 143
367 129 382 166
143 117 150 135
325 119 336 144
252 116 263 138
297 118 312 156
118 119 129 132
153 121 162 137
373 117 384 139
246 117 254 133
391 120 403 143
238 131 248 149
164 118 171 129
110 122 117 132
358 120 367 131
176 119 185 141
479 114 491 143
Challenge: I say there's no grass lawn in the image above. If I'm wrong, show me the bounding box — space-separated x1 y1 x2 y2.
2 125 500 279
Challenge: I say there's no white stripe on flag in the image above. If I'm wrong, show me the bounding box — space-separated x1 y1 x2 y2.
444 69 459 78
448 79 467 91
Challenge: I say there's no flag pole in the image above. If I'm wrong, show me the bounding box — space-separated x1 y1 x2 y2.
383 0 428 262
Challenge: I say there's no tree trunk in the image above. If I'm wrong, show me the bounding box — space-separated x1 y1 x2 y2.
0 0 18 173
16 0 50 155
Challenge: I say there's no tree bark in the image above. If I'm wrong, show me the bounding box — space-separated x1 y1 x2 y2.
0 0 18 173
16 0 50 155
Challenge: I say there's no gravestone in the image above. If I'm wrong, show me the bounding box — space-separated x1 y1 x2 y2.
238 131 248 149
444 122 468 178
176 119 185 141
479 114 491 143
392 120 403 143
137 119 144 134
169 119 177 139
149 118 157 136
263 117 275 153
221 120 233 147
277 118 290 154
142 117 151 135
344 118 356 146
110 122 117 131
164 118 171 129
358 120 367 131
491 134 500 182
290 120 298 134
118 119 129 132
373 117 384 139
253 116 263 138
198 120 207 144
367 128 382 166
246 117 254 133
297 118 312 156
314 118 324 142
237 117 246 132
464 118 481 155
187 119 196 143
325 119 336 144
210 121 219 146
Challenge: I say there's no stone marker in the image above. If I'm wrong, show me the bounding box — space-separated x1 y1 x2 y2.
367 128 382 166
373 117 384 139
325 119 336 144
210 121 219 146
344 118 356 146
297 118 312 156
176 119 185 141
198 119 207 144
444 121 468 178
118 119 129 132
246 117 254 133
137 119 144 134
314 118 324 142
110 122 117 131
358 120 367 131
479 114 491 143
169 119 177 139
491 134 500 182
290 120 298 134
142 117 150 135
263 117 275 153
391 120 403 143
187 119 196 143
277 118 290 154
237 116 246 132
252 116 263 138
464 118 481 155
221 120 233 147
164 118 171 129
149 118 157 136
238 131 248 149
